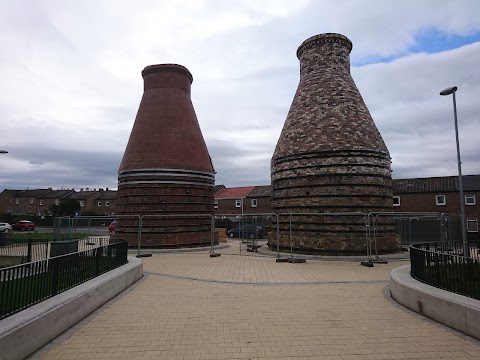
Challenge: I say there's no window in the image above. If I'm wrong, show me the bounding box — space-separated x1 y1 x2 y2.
39 200 44 206
106 201 110 207
55 199 59 205
98 201 102 207
436 195 446 206
10 199 13 203
251 199 257 208
29 198 34 204
467 218 478 232
214 201 218 209
235 199 241 208
393 196 400 207
465 195 476 205
80 201 85 207
15 199 19 205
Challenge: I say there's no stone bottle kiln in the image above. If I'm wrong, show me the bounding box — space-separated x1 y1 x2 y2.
115 64 215 247
271 33 398 254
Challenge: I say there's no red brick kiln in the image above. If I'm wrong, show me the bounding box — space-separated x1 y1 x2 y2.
271 34 399 254
115 64 215 247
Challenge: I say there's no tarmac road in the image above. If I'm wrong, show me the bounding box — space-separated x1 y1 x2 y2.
34 226 111 236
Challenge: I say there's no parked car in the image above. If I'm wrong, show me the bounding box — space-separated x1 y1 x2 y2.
0 222 12 233
12 220 35 231
227 225 264 239
108 220 117 233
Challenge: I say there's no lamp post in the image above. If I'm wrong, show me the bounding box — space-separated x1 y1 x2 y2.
440 86 468 256
0 150 7 154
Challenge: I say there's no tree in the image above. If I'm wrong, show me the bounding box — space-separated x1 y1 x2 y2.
48 203 60 217
58 199 81 217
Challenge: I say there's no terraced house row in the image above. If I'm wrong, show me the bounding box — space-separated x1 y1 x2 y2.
0 175 479 239
0 188 118 216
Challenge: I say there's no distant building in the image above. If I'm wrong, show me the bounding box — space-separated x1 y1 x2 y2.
392 175 480 239
0 189 51 215
93 189 118 216
214 186 255 215
0 188 117 217
36 189 75 216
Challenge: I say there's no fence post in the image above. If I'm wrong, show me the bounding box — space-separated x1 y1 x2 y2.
210 214 220 257
51 257 60 296
95 246 101 275
27 238 32 263
289 214 293 258
137 215 143 257
276 214 280 259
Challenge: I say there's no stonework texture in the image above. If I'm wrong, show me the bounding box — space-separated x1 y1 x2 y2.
271 33 398 254
115 64 215 247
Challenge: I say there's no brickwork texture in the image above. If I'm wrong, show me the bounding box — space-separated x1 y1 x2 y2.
115 64 215 247
271 33 398 254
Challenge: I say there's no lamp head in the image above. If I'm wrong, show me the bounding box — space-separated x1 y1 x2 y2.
440 86 458 96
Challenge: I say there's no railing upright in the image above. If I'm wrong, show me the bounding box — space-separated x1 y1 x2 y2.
0 240 128 320
51 257 60 296
410 241 480 300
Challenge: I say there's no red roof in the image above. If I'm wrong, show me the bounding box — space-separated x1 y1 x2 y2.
215 186 255 199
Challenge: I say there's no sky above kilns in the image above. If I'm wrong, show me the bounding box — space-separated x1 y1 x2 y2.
1 0 479 190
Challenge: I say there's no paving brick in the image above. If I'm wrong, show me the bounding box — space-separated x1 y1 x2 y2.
29 242 480 360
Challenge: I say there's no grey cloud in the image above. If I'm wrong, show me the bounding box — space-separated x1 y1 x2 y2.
1 1 480 192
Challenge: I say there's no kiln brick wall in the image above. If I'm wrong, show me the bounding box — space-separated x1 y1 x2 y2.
271 34 397 254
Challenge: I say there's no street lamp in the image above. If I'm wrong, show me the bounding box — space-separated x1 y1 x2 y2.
0 150 7 154
440 86 468 255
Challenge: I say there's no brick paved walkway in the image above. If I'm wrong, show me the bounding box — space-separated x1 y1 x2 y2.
29 241 480 360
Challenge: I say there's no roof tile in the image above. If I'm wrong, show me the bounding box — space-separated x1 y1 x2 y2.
215 186 255 199
393 175 480 193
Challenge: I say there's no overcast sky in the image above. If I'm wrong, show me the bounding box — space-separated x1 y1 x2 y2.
1 0 479 191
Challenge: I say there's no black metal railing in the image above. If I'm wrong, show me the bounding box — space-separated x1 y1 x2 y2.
0 237 49 263
410 241 480 300
0 236 111 264
0 240 128 320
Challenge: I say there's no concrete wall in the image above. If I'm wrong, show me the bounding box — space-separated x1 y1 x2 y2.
0 256 143 360
390 265 480 340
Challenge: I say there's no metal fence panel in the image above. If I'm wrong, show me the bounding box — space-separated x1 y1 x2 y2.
410 241 480 300
0 240 128 320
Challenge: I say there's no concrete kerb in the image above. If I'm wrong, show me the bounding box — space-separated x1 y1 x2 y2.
133 240 411 262
257 244 410 262
390 264 480 340
129 243 229 255
0 256 143 360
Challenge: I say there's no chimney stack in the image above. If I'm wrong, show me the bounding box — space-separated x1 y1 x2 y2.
115 64 215 247
271 34 398 254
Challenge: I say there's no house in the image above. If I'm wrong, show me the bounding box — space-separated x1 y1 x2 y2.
67 189 103 215
245 185 272 214
214 186 255 215
0 189 54 215
392 175 480 239
36 189 76 216
94 189 118 216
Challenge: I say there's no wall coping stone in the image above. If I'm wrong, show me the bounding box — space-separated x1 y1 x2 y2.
0 256 143 360
390 264 480 340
